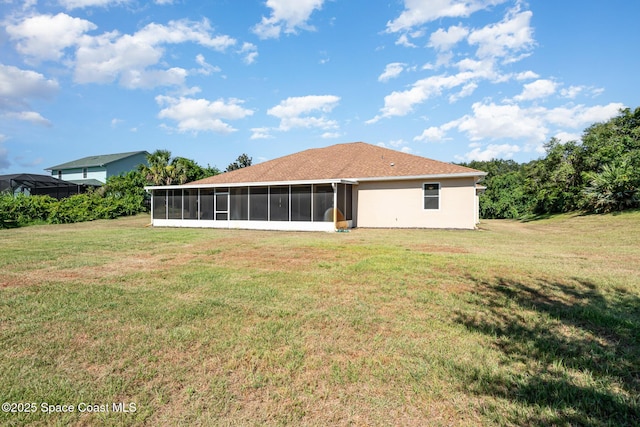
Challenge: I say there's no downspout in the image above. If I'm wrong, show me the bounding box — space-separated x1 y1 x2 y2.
332 183 338 230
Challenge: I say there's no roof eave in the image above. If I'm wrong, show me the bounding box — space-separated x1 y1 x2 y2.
144 172 485 190
145 178 359 191
354 171 487 182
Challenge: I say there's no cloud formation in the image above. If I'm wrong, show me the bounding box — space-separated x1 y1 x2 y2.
378 63 407 82
386 0 508 33
267 95 340 131
253 0 324 39
156 95 254 134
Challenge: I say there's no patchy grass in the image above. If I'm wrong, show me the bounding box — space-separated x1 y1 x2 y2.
1 212 639 426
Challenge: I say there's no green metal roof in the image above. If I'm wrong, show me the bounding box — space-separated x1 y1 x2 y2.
46 151 149 170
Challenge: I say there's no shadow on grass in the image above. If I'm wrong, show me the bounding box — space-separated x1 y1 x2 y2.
454 277 640 426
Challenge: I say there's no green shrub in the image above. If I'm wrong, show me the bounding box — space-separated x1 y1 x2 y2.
0 193 55 228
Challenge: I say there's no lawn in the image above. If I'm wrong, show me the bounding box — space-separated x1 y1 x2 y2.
1 212 639 426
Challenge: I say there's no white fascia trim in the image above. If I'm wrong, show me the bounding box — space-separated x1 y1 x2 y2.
353 172 487 182
143 173 485 191
145 178 359 191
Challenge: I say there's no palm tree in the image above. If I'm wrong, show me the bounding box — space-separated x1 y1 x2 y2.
143 149 174 185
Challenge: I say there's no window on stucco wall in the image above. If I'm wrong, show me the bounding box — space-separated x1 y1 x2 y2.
423 183 440 210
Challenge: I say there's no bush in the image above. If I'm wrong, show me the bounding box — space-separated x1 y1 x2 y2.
1 171 149 229
0 193 55 228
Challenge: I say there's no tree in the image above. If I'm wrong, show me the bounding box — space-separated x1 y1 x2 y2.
578 107 640 212
143 149 173 185
226 153 252 172
524 138 585 214
458 159 530 219
142 150 220 185
582 159 640 213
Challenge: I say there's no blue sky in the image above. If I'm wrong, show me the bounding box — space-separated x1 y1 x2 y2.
1 0 638 175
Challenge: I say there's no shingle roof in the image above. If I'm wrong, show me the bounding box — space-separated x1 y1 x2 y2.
46 151 148 170
190 142 485 185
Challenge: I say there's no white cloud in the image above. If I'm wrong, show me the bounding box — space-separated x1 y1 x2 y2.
321 132 341 139
514 79 557 101
452 102 549 142
267 95 340 131
4 111 52 126
58 0 129 9
449 82 478 102
6 13 96 62
378 62 406 82
250 127 274 140
560 85 584 99
515 70 539 80
377 139 413 153
253 0 324 39
239 42 258 65
467 9 534 60
0 64 59 109
414 126 448 142
428 25 469 51
460 143 521 161
194 54 221 75
368 72 476 123
395 34 417 48
444 102 625 152
6 16 240 91
156 95 254 134
553 131 581 143
386 0 508 33
74 19 236 88
544 103 624 129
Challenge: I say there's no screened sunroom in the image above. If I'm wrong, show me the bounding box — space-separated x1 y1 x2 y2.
148 181 354 231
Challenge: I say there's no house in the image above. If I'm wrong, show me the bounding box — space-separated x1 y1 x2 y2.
145 142 487 231
0 173 94 199
46 151 149 185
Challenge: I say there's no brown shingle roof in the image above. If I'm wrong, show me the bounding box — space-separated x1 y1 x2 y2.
190 142 484 185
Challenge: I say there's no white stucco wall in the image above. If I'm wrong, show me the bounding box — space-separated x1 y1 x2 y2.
355 177 478 229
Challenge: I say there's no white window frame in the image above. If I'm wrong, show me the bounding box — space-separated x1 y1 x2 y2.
423 182 440 210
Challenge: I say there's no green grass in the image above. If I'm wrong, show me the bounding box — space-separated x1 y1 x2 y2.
1 212 639 426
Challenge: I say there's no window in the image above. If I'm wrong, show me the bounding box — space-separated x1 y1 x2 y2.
423 183 439 210
82 168 88 178
57 171 62 180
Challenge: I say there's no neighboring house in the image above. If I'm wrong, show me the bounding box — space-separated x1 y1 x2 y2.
46 151 149 185
145 142 487 231
0 173 93 199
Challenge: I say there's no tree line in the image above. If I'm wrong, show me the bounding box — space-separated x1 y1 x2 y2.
460 107 640 219
0 152 251 228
